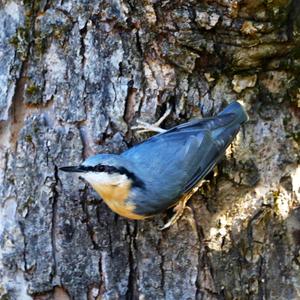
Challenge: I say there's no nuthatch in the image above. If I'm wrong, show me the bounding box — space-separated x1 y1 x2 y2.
60 101 248 229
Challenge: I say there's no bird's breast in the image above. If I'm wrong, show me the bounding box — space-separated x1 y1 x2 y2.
91 182 145 220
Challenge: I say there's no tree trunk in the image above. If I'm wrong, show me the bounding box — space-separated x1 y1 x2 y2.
1 0 300 299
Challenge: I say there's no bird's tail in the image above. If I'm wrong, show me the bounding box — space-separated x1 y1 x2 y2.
182 101 248 192
210 101 248 149
218 101 248 125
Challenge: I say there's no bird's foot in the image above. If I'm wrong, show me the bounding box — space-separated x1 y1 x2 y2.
160 186 199 230
160 200 188 230
131 120 167 134
160 180 211 230
131 104 171 134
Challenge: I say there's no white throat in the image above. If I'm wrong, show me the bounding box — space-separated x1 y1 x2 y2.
81 172 129 186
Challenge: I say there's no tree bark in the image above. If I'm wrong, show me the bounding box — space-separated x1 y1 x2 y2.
1 0 300 299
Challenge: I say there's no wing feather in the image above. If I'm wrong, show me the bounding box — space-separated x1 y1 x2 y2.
122 108 245 215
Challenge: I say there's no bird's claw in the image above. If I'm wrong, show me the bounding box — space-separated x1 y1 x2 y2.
160 191 193 230
159 180 209 230
159 206 186 230
132 104 171 134
131 120 167 134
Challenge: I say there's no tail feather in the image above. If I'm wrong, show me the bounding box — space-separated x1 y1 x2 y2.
211 101 248 149
218 101 248 124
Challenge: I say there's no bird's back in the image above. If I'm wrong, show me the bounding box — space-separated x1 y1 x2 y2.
122 101 248 215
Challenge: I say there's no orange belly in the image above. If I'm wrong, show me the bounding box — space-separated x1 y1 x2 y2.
104 198 145 220
91 182 145 220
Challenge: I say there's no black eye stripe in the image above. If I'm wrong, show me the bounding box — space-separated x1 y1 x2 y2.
80 164 145 188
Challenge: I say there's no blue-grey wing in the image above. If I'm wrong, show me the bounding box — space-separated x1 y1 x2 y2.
122 101 247 215
122 131 210 213
122 130 222 215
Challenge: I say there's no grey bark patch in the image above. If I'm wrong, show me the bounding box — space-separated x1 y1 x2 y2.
0 2 24 122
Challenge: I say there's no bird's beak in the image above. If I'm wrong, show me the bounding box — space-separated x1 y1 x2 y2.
59 166 86 173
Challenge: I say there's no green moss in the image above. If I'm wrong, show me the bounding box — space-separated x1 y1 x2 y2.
283 115 300 145
33 126 40 134
9 35 19 47
273 190 280 201
9 27 30 60
283 117 289 127
10 0 44 59
291 131 300 144
23 0 42 14
51 22 73 41
265 0 291 24
34 36 47 55
25 135 33 143
18 196 35 214
26 84 40 96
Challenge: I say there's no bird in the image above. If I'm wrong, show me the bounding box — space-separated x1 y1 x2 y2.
60 101 248 229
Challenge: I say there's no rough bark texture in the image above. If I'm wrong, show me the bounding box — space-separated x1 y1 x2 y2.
1 0 300 299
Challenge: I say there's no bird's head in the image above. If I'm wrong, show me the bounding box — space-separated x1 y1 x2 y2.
59 154 144 189
60 154 145 220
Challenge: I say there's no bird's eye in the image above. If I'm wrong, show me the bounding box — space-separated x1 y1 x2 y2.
95 164 105 172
